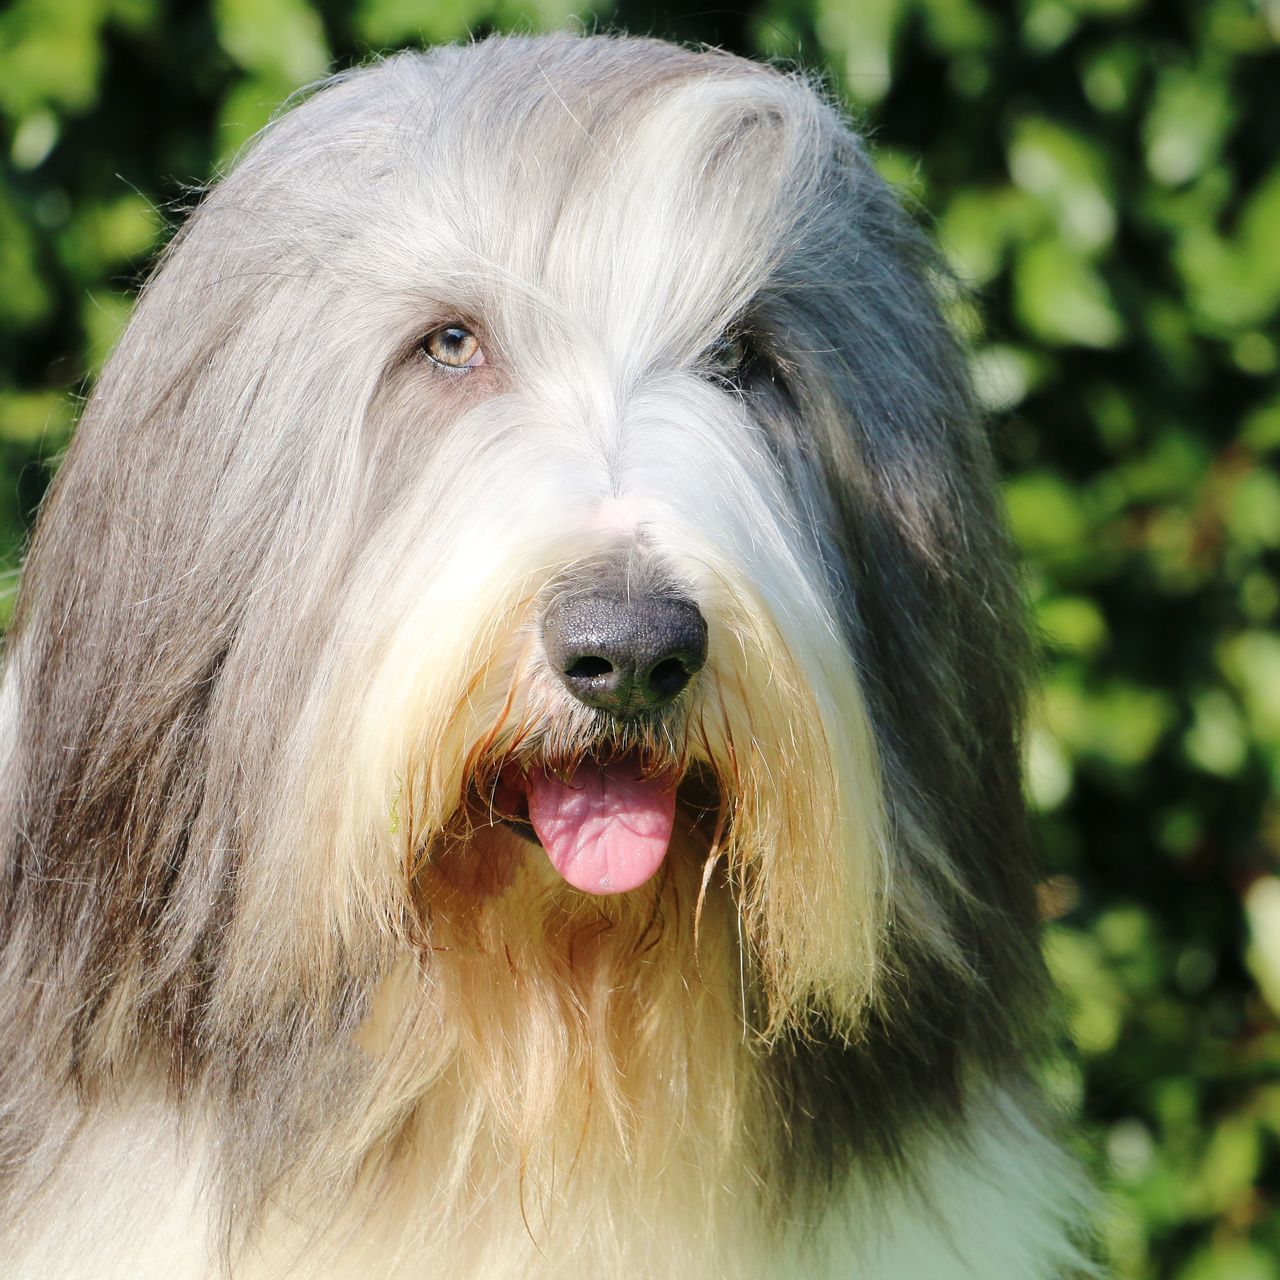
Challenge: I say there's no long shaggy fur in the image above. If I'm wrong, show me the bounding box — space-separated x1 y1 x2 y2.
0 33 1091 1278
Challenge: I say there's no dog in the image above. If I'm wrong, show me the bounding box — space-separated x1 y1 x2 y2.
0 32 1092 1279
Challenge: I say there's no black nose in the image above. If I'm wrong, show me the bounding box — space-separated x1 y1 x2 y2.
542 588 708 717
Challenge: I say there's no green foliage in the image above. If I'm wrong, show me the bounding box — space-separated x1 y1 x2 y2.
0 2 1277 1273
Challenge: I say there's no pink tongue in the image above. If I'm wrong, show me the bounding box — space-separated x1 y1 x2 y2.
525 760 676 895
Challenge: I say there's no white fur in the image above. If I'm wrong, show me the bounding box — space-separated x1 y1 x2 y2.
8 1086 1090 1279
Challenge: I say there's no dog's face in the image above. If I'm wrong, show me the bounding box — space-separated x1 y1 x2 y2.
0 39 1071 1263
4 38 1042 1159
128 37 897 1034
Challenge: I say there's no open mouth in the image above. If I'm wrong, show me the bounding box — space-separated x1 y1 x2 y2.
478 751 716 896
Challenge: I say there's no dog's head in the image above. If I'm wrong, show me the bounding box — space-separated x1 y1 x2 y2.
3 35 1040 1088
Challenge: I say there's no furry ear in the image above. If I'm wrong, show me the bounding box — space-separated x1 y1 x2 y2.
757 117 1046 1055
0 91 406 1085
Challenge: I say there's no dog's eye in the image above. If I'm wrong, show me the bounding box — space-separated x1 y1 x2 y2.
705 330 749 376
702 328 769 392
421 325 485 370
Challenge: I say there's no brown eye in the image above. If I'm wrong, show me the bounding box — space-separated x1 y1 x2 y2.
704 328 752 381
711 332 748 370
421 324 484 370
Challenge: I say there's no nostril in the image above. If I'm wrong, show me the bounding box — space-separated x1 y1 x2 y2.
646 657 691 698
565 655 613 680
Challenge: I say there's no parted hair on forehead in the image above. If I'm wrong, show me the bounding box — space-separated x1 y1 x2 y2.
0 31 1093 1280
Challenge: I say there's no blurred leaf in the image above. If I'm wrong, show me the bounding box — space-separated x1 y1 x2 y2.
1144 65 1235 187
1183 689 1248 777
1187 1110 1263 1216
971 342 1047 410
918 0 997 51
1021 0 1080 52
1241 397 1280 451
1108 1118 1157 1184
1204 0 1280 52
215 72 300 161
1096 906 1162 990
1079 39 1142 113
1026 724 1074 809
1009 117 1116 253
357 0 497 45
815 0 905 104
1014 238 1125 347
1110 429 1209 506
1037 594 1109 655
1231 331 1277 376
80 290 133 374
1239 164 1280 292
1220 631 1280 747
1178 1242 1278 1280
0 0 106 118
1222 466 1280 550
1044 673 1174 768
215 0 329 83
495 0 590 29
1245 877 1280 1016
0 183 51 330
1006 470 1090 555
1175 167 1280 332
1045 925 1128 1054
10 110 60 170
0 391 76 446
57 194 161 283
940 187 1036 285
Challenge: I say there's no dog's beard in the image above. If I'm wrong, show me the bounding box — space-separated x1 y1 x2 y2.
329 537 890 1043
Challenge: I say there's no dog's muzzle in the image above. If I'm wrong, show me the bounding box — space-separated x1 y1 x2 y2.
480 573 709 896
